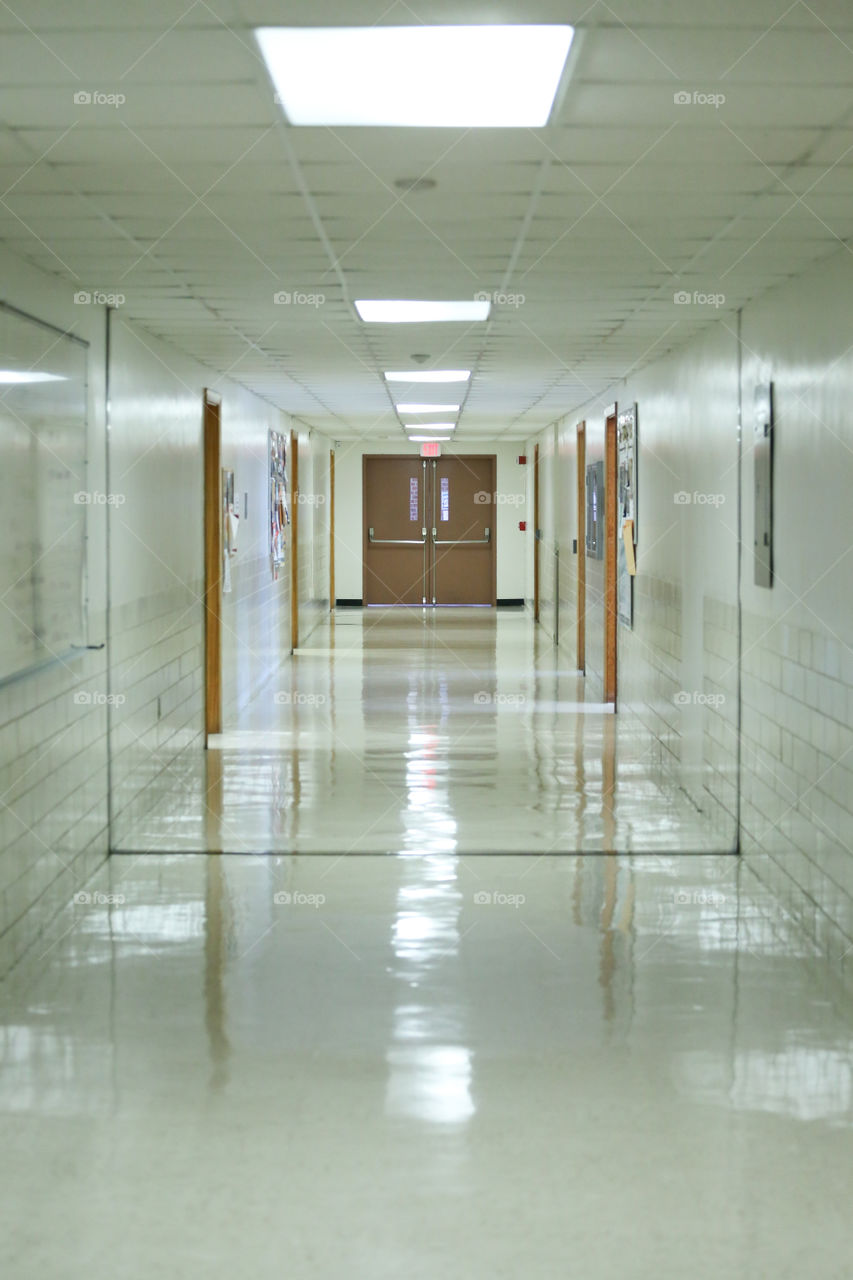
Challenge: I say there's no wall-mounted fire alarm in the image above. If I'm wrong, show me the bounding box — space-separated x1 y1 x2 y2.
518 520 527 532
518 454 527 465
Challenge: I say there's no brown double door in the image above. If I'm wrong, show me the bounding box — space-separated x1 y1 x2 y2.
363 455 496 606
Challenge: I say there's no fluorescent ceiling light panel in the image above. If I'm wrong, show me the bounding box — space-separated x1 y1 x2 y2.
408 436 453 442
385 370 470 383
356 300 489 323
396 403 460 414
0 371 65 383
404 423 456 432
258 26 574 127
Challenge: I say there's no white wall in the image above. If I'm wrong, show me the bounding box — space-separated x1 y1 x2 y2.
0 246 109 975
334 439 529 602
532 242 853 976
0 250 331 968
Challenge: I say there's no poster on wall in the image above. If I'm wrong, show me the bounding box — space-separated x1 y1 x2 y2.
269 430 289 580
617 403 638 628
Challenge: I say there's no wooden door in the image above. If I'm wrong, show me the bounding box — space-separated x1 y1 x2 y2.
576 421 586 673
533 443 540 621
203 391 222 738
430 455 496 605
363 456 429 605
604 410 618 704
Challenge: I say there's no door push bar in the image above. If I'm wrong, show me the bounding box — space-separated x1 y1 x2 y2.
432 526 490 546
368 526 428 546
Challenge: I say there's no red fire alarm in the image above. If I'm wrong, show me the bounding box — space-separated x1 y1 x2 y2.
517 454 527 465
519 520 527 531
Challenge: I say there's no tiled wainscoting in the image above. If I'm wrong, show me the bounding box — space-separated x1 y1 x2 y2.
109 585 204 849
222 553 291 723
739 610 853 975
0 644 109 975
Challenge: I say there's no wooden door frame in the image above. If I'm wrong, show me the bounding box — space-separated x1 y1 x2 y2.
290 429 299 651
533 444 540 621
604 407 618 705
203 390 222 739
576 421 586 673
329 448 335 609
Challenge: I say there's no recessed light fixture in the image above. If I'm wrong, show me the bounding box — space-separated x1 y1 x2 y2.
0 371 65 384
356 300 489 323
385 370 470 383
257 25 574 127
403 423 456 432
396 403 460 414
408 435 454 443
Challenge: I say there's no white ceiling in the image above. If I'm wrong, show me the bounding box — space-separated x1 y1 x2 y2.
1 0 852 439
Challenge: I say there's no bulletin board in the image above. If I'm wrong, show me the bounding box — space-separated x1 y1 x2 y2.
0 302 89 682
617 403 638 628
269 429 289 580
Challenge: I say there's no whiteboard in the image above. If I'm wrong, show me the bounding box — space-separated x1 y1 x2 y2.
0 303 88 682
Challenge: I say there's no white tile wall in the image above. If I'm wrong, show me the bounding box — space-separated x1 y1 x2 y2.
532 244 853 980
0 247 109 978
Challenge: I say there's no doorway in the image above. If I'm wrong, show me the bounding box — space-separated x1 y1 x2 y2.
203 390 222 739
604 409 618 705
363 454 496 606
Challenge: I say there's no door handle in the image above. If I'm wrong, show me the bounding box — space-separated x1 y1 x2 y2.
432 526 490 546
368 526 427 546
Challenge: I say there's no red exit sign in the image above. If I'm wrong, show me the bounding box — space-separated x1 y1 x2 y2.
420 442 441 457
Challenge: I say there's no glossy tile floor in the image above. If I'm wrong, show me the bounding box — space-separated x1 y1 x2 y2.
119 608 732 854
2 849 853 1279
